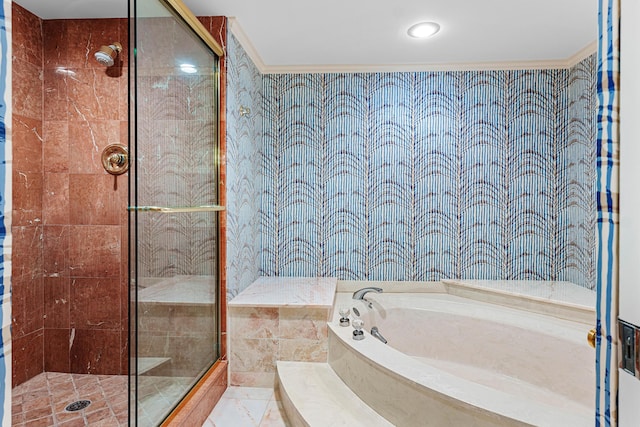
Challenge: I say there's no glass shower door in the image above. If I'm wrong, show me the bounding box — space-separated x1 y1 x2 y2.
128 0 223 425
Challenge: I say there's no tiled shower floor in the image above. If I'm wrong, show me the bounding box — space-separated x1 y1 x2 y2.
11 372 196 426
13 373 290 426
12 372 128 426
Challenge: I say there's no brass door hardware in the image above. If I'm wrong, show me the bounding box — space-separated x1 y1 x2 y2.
128 205 225 213
588 328 597 349
102 144 129 175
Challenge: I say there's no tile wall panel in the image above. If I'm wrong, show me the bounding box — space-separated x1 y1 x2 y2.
11 11 131 380
11 2 43 387
42 16 129 376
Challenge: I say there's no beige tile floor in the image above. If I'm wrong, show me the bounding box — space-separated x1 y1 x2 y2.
12 375 289 427
203 387 290 427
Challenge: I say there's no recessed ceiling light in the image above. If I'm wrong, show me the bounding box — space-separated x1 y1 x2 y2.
407 22 441 39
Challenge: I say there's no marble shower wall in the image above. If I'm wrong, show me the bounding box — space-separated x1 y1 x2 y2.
41 16 129 378
12 3 129 385
11 2 44 387
262 56 597 289
225 32 264 300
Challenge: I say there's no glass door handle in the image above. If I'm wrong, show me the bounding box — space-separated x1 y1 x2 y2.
128 205 225 213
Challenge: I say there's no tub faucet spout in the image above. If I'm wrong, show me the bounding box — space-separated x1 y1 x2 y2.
352 287 383 301
353 287 383 308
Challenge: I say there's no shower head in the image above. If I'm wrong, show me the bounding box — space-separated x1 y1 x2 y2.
94 42 122 67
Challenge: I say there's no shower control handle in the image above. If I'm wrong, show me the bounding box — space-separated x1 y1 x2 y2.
109 153 127 166
101 144 129 175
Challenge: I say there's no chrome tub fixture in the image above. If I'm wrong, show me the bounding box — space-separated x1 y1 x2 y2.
352 287 383 308
370 326 387 344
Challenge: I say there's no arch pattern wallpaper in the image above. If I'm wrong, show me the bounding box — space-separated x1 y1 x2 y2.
225 32 264 299
262 59 597 288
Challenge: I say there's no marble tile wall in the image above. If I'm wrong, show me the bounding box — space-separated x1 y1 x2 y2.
41 15 129 377
11 3 129 385
11 1 44 387
229 306 330 387
228 277 337 387
137 301 216 378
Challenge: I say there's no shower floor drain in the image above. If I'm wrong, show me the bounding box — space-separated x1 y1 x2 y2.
65 400 92 412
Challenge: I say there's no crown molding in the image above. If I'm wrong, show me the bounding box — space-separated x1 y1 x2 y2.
565 41 598 67
228 19 597 75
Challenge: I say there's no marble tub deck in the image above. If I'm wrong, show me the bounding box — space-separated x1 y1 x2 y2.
229 276 337 308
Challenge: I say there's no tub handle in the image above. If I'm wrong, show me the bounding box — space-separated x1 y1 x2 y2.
588 328 597 348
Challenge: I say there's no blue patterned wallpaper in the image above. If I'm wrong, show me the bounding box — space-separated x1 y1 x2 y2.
261 57 596 288
225 32 264 299
562 56 597 289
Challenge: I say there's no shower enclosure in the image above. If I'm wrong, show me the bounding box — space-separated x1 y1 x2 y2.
128 0 224 424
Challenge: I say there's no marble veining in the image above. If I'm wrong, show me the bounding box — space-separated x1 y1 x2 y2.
228 277 335 387
203 387 289 427
229 277 337 308
11 4 130 382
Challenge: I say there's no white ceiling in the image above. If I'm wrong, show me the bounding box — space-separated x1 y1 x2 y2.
13 0 598 72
